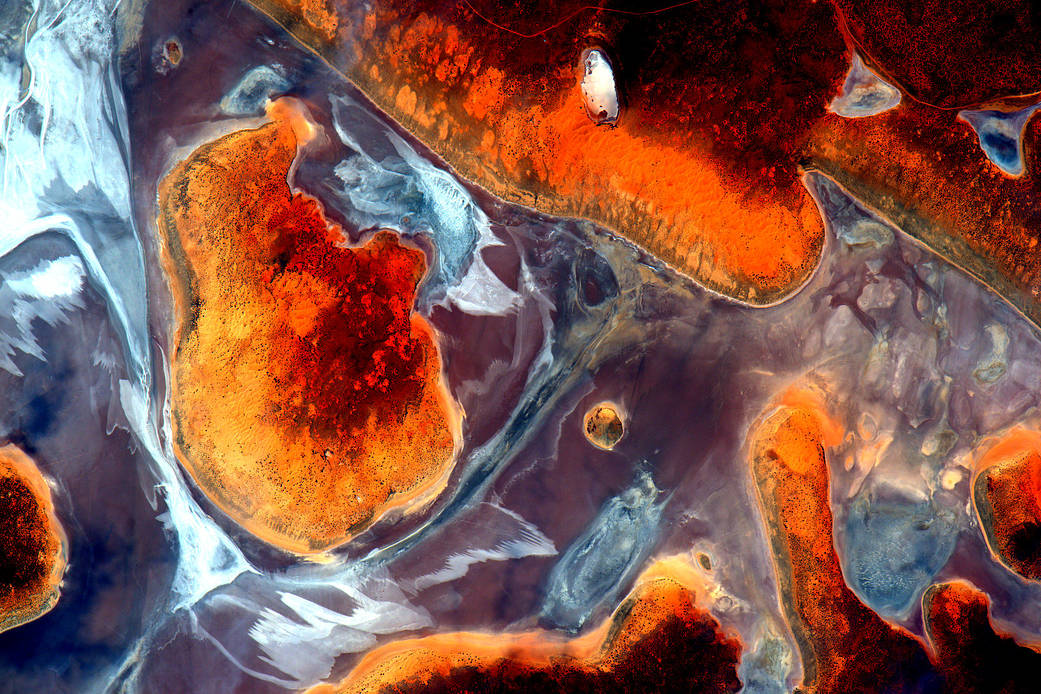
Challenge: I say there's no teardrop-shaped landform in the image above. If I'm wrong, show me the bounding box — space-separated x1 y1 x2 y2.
0 444 67 634
958 104 1040 177
579 48 619 125
972 429 1041 580
584 401 624 450
305 560 742 694
158 99 456 554
828 53 901 118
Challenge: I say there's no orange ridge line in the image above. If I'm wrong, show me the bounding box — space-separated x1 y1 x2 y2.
459 0 701 39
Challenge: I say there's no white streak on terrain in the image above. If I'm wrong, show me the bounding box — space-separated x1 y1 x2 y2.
0 255 85 376
237 503 556 688
0 0 252 612
247 577 432 687
329 93 521 317
0 6 558 692
402 502 556 593
7 254 84 297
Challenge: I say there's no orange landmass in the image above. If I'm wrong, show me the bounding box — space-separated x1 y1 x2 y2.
157 101 455 554
249 0 1041 325
925 581 1041 693
266 0 339 42
0 444 67 634
247 0 830 304
972 428 1041 580
750 403 938 691
583 401 624 450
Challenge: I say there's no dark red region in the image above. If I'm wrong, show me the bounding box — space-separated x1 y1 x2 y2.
834 0 1041 107
378 612 742 694
262 194 432 443
0 476 49 600
974 453 1041 580
606 0 845 190
926 582 1041 694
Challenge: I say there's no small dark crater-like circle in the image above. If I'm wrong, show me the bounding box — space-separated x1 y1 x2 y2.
164 39 183 66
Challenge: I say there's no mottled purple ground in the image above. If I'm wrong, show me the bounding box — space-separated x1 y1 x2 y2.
0 1 1040 692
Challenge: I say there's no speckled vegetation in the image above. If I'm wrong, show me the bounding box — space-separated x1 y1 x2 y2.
0 445 66 634
158 104 455 554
